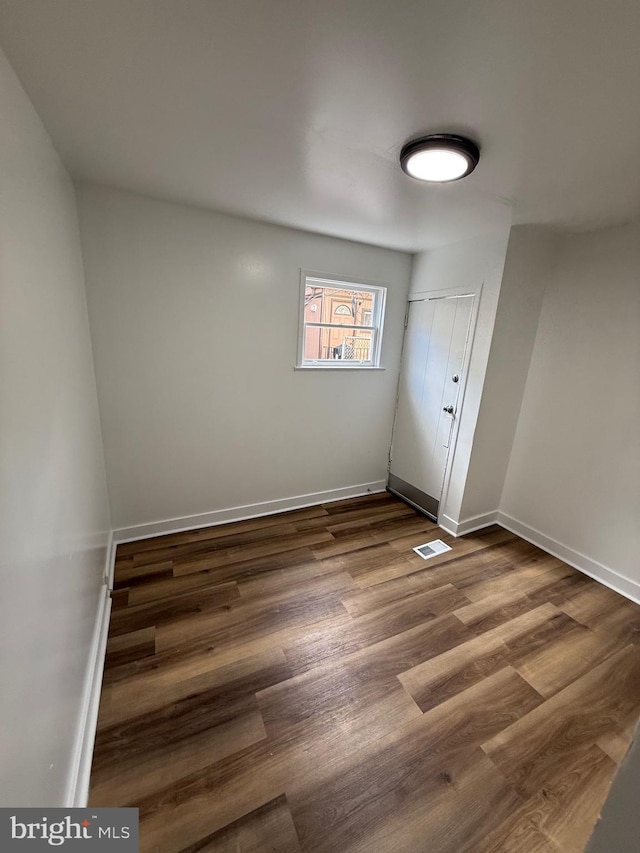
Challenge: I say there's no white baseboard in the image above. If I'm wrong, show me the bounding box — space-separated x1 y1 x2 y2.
497 511 640 606
104 530 116 591
65 584 112 807
112 481 388 544
438 515 459 536
439 511 499 537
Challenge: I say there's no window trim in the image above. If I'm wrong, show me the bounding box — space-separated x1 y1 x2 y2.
296 270 387 369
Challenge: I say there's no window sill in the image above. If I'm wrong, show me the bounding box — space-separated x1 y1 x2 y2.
294 365 386 371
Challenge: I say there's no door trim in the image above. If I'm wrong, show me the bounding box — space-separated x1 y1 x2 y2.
390 283 484 528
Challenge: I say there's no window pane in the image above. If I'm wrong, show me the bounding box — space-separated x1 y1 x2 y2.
304 284 375 328
304 326 373 362
299 274 386 368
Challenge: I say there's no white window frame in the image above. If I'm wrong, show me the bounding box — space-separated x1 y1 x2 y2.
296 270 387 369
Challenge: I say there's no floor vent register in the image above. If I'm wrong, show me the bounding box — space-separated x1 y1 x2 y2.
412 539 452 560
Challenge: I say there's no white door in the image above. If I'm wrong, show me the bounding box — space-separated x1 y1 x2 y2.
389 295 473 519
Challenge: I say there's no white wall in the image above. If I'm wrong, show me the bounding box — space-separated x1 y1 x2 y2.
0 49 110 805
76 185 412 533
409 231 510 525
501 221 640 584
459 226 559 521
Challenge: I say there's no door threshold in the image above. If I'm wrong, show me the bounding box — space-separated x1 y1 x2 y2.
387 474 439 523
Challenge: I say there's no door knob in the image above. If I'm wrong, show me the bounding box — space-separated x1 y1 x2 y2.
443 405 454 414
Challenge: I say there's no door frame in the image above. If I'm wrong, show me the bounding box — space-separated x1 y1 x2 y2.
391 282 483 526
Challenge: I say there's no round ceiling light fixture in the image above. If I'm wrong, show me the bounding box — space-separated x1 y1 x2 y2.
400 133 480 182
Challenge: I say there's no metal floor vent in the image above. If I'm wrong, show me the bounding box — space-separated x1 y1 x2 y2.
413 539 452 560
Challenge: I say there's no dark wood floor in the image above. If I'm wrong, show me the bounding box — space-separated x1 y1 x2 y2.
90 493 640 852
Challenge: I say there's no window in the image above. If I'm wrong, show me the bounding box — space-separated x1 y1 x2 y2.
298 272 387 368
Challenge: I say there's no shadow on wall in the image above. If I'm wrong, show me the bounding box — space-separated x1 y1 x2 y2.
587 725 640 853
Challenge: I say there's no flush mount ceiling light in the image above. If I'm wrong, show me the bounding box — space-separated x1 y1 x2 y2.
400 133 480 182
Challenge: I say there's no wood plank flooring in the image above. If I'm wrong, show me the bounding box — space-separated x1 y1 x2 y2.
90 493 640 852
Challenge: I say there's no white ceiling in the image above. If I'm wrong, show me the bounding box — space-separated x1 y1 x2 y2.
2 0 640 252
